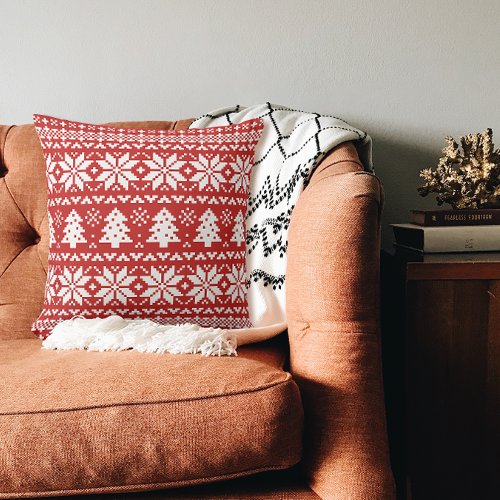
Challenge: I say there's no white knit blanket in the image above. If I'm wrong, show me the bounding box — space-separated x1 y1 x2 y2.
43 104 372 356
191 103 373 327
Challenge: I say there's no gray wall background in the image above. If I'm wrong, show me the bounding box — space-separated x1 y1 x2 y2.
2 0 499 247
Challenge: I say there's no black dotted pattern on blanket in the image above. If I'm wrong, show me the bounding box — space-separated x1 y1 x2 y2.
195 103 369 288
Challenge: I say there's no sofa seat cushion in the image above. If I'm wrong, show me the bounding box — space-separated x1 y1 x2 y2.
0 337 303 498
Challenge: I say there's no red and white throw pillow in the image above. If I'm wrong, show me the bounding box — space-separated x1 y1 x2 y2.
32 115 263 339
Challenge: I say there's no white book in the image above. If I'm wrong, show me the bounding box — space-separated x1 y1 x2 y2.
391 223 500 253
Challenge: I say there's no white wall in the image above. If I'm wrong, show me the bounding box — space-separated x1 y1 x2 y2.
2 0 499 247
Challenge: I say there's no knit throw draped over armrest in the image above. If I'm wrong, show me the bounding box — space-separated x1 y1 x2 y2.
191 103 373 328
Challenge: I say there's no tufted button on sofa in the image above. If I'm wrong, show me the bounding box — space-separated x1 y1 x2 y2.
0 119 395 499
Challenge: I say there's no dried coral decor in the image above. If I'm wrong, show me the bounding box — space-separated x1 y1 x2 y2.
419 128 500 209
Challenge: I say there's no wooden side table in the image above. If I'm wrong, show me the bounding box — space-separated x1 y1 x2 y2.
381 250 500 500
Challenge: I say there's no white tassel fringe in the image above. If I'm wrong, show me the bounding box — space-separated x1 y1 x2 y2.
42 316 237 356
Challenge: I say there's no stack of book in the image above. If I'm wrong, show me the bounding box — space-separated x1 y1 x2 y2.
391 209 500 253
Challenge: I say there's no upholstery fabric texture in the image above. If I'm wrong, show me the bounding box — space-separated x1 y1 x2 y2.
287 149 395 499
0 336 303 498
0 118 395 499
46 469 321 499
31 115 263 337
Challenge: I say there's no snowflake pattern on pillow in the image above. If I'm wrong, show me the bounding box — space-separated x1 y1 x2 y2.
32 115 263 338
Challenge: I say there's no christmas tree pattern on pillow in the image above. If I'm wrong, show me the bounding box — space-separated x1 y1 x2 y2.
32 115 263 338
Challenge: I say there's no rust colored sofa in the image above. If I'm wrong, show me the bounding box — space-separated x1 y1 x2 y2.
0 119 395 499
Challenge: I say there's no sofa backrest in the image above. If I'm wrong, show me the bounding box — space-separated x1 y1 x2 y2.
0 119 193 340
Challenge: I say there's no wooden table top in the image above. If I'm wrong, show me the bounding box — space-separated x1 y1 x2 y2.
387 248 500 280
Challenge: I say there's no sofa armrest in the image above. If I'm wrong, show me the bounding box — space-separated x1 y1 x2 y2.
287 143 395 499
